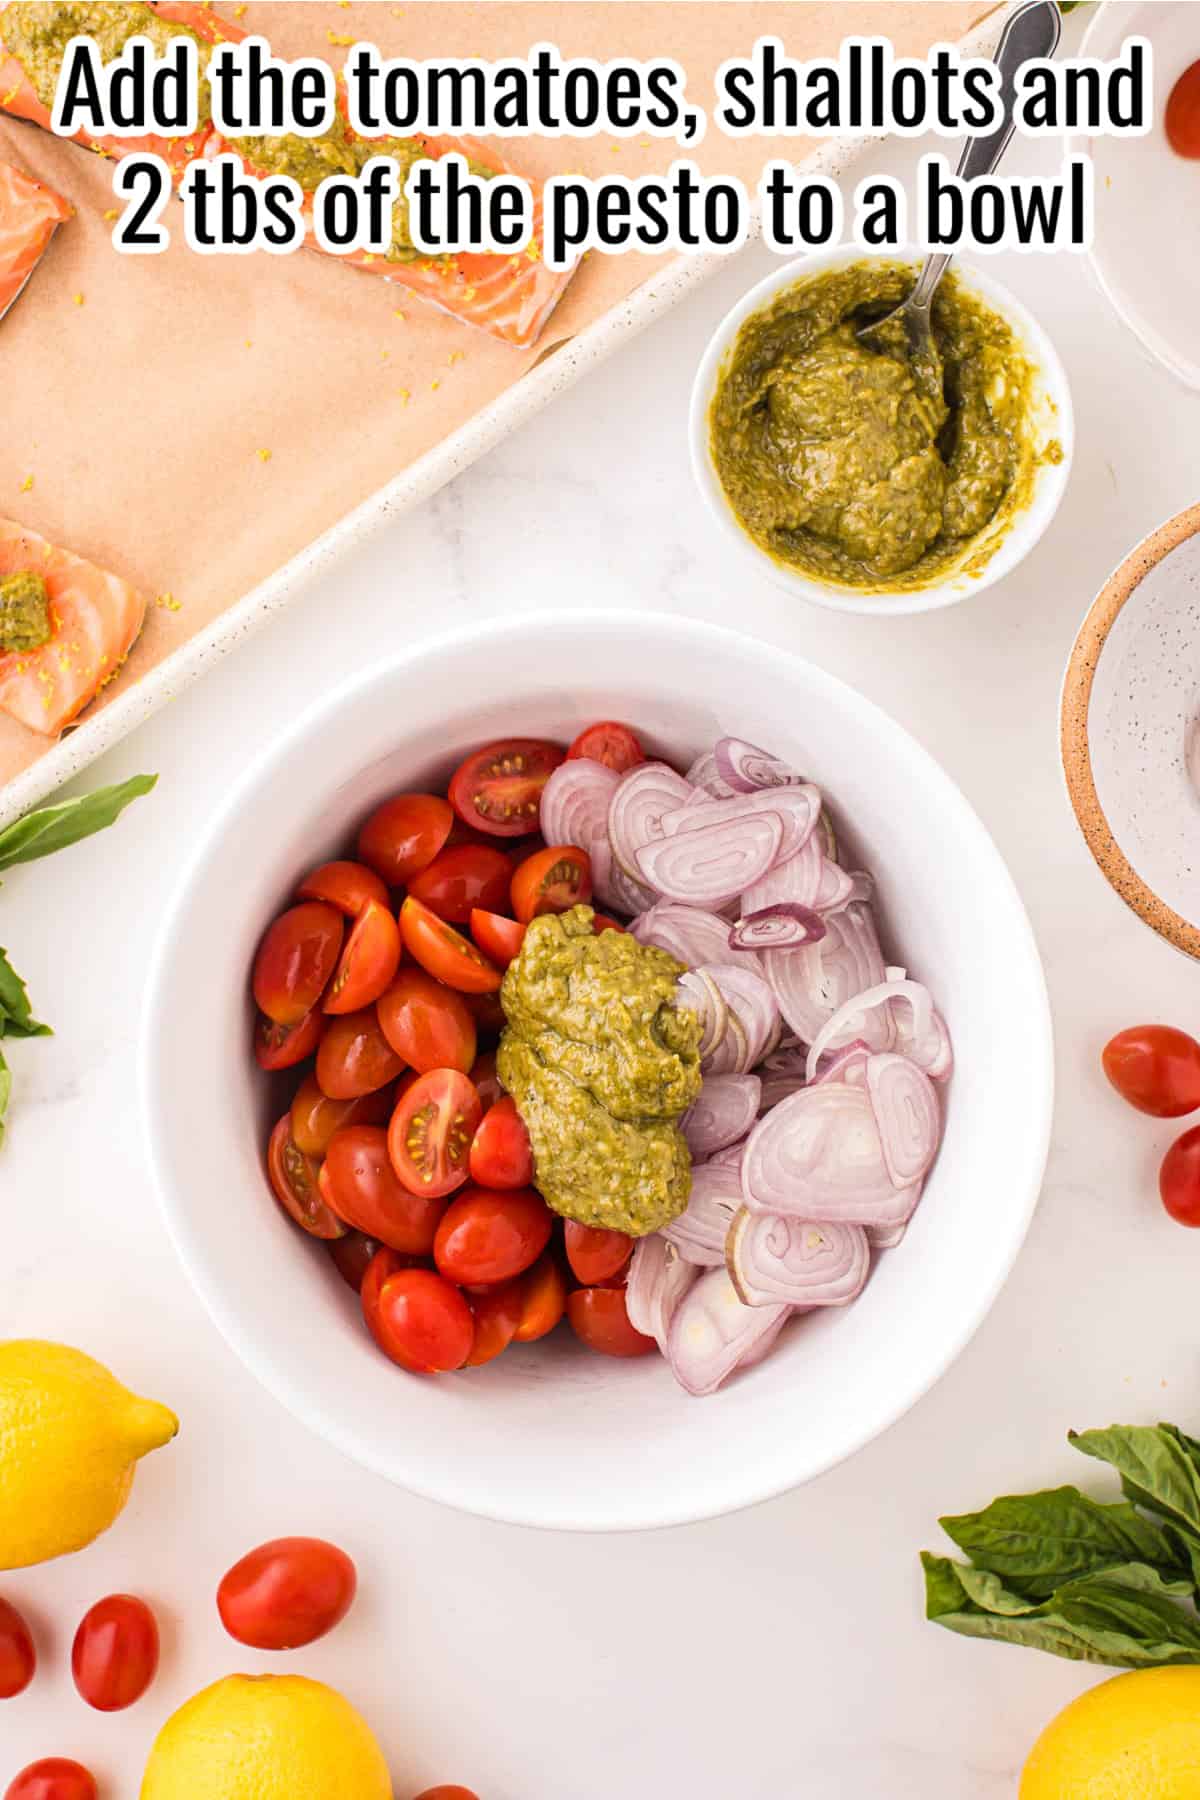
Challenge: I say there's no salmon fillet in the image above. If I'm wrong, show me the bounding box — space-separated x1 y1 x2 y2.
0 519 146 735
0 155 69 313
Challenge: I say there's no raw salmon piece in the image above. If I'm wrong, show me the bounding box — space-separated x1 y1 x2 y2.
0 519 146 735
0 156 70 313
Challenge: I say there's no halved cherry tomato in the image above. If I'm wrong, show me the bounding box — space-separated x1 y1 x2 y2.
408 844 513 923
464 1278 524 1367
252 902 344 1026
469 1051 503 1112
592 914 625 934
511 845 592 924
1160 1124 1200 1227
388 1070 481 1200
321 1125 446 1252
254 1003 322 1071
217 1537 356 1651
400 898 501 996
1166 59 1200 158
71 1594 159 1712
512 1251 567 1342
448 739 564 838
434 1185 553 1286
290 1074 392 1157
466 990 506 1037
316 1009 406 1099
470 908 525 969
564 1221 633 1285
0 1596 35 1698
361 1246 408 1335
377 968 476 1075
365 1264 474 1373
1102 1025 1200 1118
4 1761 97 1800
468 1096 533 1189
566 1286 656 1357
267 1116 345 1239
566 721 646 772
297 860 389 918
323 899 402 1015
357 794 453 886
327 1230 381 1292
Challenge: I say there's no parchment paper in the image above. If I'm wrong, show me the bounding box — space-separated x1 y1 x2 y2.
0 0 988 787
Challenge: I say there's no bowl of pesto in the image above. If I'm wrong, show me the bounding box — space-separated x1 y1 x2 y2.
690 249 1073 615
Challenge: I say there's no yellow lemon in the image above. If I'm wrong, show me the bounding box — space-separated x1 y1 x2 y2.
141 1674 393 1799
1021 1667 1200 1798
0 1339 178 1570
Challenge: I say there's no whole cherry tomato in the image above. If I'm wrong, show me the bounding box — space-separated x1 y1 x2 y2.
253 902 344 1026
254 1002 322 1071
71 1594 159 1712
297 860 389 917
1166 58 1200 158
512 1251 568 1342
0 1596 35 1698
1102 1025 1200 1118
468 1096 533 1189
360 1246 414 1335
290 1074 392 1157
388 1070 481 1199
217 1537 357 1651
469 908 525 969
434 1185 553 1286
567 1286 656 1357
316 1009 405 1100
4 1762 97 1800
1160 1124 1200 1226
511 846 592 923
408 844 513 923
320 1126 446 1253
400 898 501 996
464 1278 525 1367
324 900 402 1015
564 1221 633 1285
365 1264 474 1373
327 1230 381 1292
448 739 564 838
377 967 476 1075
357 794 453 886
566 721 646 772
469 1050 503 1112
267 1116 345 1239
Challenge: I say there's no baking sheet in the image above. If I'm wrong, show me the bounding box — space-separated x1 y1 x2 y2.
0 0 996 823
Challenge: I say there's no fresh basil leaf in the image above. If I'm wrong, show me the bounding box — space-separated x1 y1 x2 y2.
1070 1425 1200 1542
939 1485 1193 1599
0 1046 9 1147
0 774 156 873
0 947 49 1039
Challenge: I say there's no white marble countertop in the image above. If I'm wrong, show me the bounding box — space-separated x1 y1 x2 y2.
5 50 1200 1798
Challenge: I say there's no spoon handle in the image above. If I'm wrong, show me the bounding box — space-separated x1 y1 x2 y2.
956 0 1062 185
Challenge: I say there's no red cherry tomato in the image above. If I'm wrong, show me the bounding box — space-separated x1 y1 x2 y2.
567 1286 656 1357
464 1278 524 1367
387 1070 481 1200
356 793 454 886
469 1050 503 1112
399 898 502 996
365 1265 474 1373
290 1074 392 1157
564 1220 633 1285
434 1185 553 1286
1166 58 1200 158
469 908 526 969
592 914 625 934
360 1246 415 1334
449 739 565 838
4 1762 97 1800
327 1230 381 1292
468 1096 533 1189
254 1002 322 1071
565 721 646 772
1102 1025 1200 1118
377 968 476 1075
296 860 389 918
0 1596 35 1698
267 1116 345 1240
408 844 513 923
324 900 402 1015
252 902 344 1026
1160 1124 1200 1227
71 1594 159 1712
413 1789 481 1800
217 1537 357 1651
511 1250 567 1342
320 1125 446 1253
316 1009 406 1100
511 845 592 923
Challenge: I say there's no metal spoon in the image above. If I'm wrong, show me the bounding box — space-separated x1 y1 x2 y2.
856 0 1061 362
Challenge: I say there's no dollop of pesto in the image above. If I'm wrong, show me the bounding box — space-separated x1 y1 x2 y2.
710 262 1037 591
226 128 434 261
0 1 213 124
497 906 701 1236
0 571 51 654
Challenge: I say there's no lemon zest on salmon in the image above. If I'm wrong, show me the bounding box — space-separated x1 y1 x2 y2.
103 208 118 220
19 475 33 493
397 388 410 403
73 292 85 306
326 29 354 46
155 593 182 612
256 448 272 463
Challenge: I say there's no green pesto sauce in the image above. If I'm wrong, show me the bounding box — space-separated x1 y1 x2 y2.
228 127 434 261
497 906 701 1236
710 262 1039 591
0 0 212 124
0 571 51 654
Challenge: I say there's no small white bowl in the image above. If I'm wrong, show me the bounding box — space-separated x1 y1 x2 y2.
142 612 1052 1531
689 246 1074 617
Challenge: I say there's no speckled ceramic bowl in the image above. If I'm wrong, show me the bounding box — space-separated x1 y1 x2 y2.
1061 501 1200 955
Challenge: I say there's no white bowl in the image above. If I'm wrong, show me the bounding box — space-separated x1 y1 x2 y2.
689 247 1074 616
142 612 1052 1530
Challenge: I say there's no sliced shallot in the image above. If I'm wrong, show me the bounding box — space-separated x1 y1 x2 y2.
660 786 820 864
635 811 783 907
661 1162 742 1265
741 830 822 914
676 968 728 1060
686 749 736 798
682 1073 762 1158
867 1219 908 1250
741 1081 916 1226
633 902 745 970
803 975 948 1081
713 736 807 794
626 1235 698 1352
697 962 780 1072
763 901 890 1049
666 1267 791 1396
538 759 619 861
730 903 825 952
726 1209 869 1308
607 762 693 878
865 1053 940 1188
